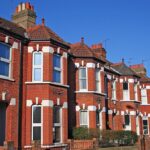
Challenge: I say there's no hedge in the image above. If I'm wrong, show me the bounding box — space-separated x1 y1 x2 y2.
72 127 138 147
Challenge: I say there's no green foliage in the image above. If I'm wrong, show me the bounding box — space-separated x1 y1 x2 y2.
100 130 138 147
72 127 100 140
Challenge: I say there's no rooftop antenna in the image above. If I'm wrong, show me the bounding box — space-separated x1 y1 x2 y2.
103 38 110 49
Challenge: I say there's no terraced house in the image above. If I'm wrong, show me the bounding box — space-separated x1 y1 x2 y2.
0 2 150 149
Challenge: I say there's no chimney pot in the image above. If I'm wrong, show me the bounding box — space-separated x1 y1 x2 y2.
42 18 45 26
81 37 84 44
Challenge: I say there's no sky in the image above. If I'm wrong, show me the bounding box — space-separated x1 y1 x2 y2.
1 0 150 76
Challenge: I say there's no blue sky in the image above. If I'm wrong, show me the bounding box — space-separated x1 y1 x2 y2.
1 0 150 75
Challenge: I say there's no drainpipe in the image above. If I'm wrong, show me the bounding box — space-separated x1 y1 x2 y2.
18 41 23 150
104 75 109 129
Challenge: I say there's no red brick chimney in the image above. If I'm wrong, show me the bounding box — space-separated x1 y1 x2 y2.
91 43 106 59
12 2 36 29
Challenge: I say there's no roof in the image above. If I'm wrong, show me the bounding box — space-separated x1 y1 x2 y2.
112 62 139 77
0 17 26 38
27 24 69 46
140 75 150 83
70 42 95 57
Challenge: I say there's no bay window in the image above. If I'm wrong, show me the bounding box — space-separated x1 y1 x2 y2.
32 105 42 141
53 54 61 83
95 69 100 92
53 105 61 143
123 82 129 100
143 118 149 135
33 52 42 81
112 80 116 99
0 43 11 78
141 88 147 104
80 110 88 127
79 68 87 90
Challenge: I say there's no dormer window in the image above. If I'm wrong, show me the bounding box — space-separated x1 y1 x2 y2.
79 68 87 90
0 43 11 78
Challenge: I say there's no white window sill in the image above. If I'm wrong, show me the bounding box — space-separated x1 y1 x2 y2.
120 100 140 103
0 75 15 81
141 104 150 106
41 143 68 148
25 81 69 88
75 91 106 95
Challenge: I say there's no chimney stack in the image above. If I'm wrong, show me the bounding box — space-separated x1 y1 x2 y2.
12 2 36 29
91 43 106 59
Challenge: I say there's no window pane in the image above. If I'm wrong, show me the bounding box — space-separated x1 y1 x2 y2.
34 68 41 81
79 68 86 78
53 127 60 143
53 106 60 123
0 43 10 59
0 61 9 76
33 107 41 123
80 79 86 89
143 120 148 125
33 127 41 141
80 111 87 125
96 110 100 125
125 115 130 125
34 53 41 65
53 55 60 68
53 70 61 83
96 69 100 80
123 82 128 90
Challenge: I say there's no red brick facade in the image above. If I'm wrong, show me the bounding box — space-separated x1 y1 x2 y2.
0 2 150 149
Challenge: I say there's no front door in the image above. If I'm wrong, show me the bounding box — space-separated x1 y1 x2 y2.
0 103 7 146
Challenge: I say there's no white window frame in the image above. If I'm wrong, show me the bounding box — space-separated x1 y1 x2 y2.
141 88 147 104
143 117 149 135
32 105 42 141
79 67 87 91
80 109 88 127
123 82 129 100
53 105 62 143
124 114 131 130
32 52 43 82
95 69 101 92
53 54 62 83
0 42 12 79
112 80 116 100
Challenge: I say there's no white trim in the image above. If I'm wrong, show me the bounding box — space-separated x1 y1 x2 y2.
76 105 80 111
12 42 18 49
42 100 53 107
88 105 96 111
146 86 150 89
86 63 95 68
62 52 67 58
42 46 54 53
108 110 113 114
107 74 112 80
10 98 16 106
102 107 106 112
25 81 69 88
120 79 124 83
121 111 125 115
130 111 136 115
32 51 43 82
75 63 80 68
75 91 106 96
57 47 60 54
128 79 134 83
36 44 39 51
26 100 33 107
100 67 104 71
5 36 9 43
28 46 34 53
41 144 68 148
62 102 68 108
